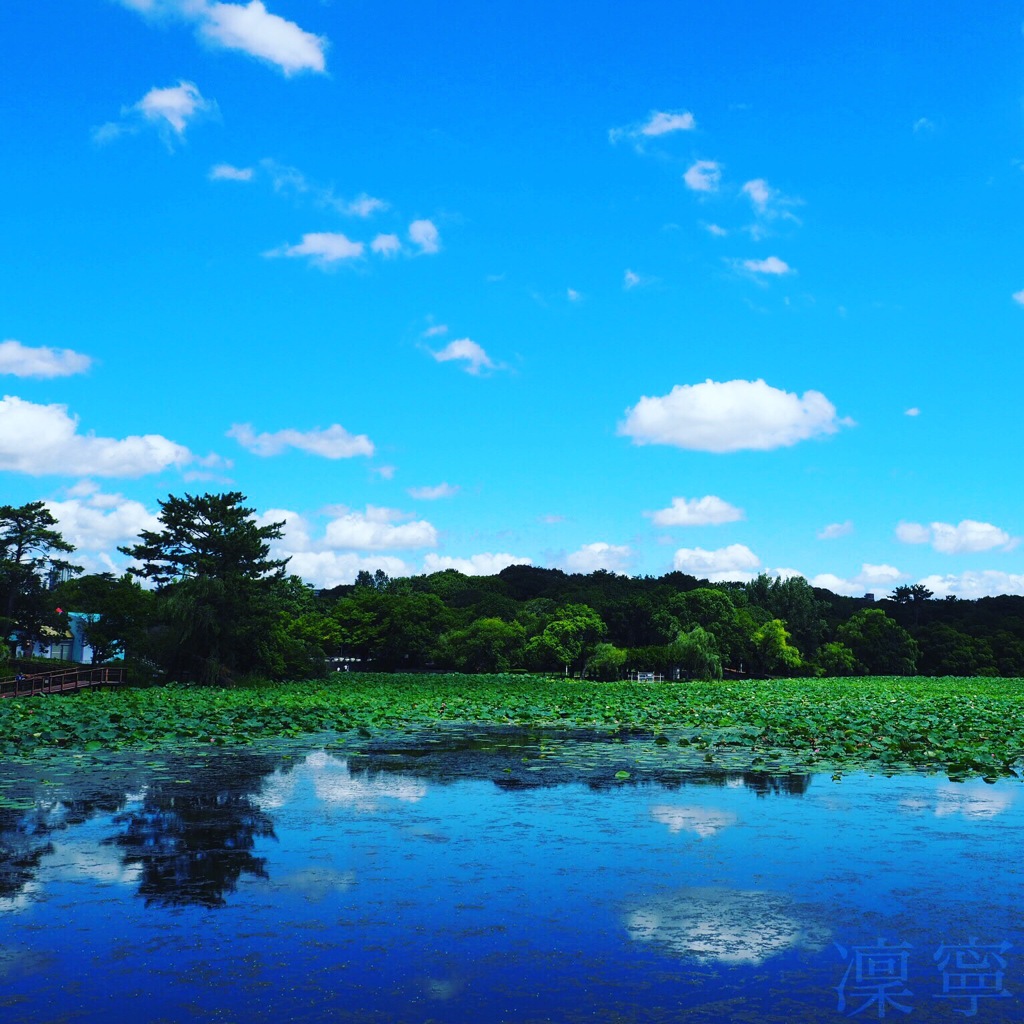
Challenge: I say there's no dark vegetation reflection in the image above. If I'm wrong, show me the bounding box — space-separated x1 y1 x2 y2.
0 731 815 909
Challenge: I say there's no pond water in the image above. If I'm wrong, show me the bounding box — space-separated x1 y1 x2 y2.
1 727 1022 1023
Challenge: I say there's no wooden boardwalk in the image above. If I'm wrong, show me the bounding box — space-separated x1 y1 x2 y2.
0 666 128 699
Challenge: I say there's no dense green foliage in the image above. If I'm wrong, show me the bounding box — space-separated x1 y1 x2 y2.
3 492 1024 683
1 674 1022 780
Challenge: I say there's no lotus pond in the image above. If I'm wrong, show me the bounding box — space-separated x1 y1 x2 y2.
2 676 1023 1022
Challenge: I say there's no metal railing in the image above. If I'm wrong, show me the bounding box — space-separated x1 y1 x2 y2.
0 666 128 699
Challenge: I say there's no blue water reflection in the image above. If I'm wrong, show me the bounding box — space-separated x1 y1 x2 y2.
0 730 1021 1022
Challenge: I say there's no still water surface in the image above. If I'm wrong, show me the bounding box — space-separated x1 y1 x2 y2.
1 727 1021 1023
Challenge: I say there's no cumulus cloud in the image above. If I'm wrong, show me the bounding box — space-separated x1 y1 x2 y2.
265 232 364 266
0 340 91 378
324 506 438 551
209 162 253 181
430 338 498 376
918 571 1024 599
683 160 721 193
620 378 850 453
286 550 411 590
95 80 215 146
0 396 194 477
408 219 441 255
259 160 388 218
739 256 793 276
896 520 1018 554
408 483 459 500
817 520 853 540
672 544 759 581
227 422 374 459
647 495 743 527
370 233 401 257
564 542 634 573
115 0 327 76
421 552 531 576
809 563 906 597
610 109 696 146
45 489 160 553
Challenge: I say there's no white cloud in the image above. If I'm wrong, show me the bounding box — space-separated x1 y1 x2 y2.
918 571 1024 599
651 805 737 839
421 552 531 576
201 1 327 75
810 563 906 596
817 520 853 540
95 80 215 146
624 269 641 289
408 483 459 500
408 219 441 254
740 256 793 276
896 519 1018 554
228 422 374 459
286 550 411 589
905 407 921 417
0 340 91 378
742 178 773 212
740 178 801 236
683 160 721 193
1013 290 1024 306
136 80 213 136
0 396 194 477
671 548 761 581
265 232 364 266
209 162 253 181
859 563 904 585
567 288 582 302
431 338 497 376
647 496 743 527
620 378 850 453
913 117 936 134
45 491 160 552
370 233 401 257
343 194 388 218
895 521 931 545
704 223 728 237
324 506 438 551
641 110 696 135
562 542 634 573
117 1 327 76
672 544 759 581
610 109 696 145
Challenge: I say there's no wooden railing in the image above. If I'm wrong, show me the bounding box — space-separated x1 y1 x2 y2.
0 666 128 699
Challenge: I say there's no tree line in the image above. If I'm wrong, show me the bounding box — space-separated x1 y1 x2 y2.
2 494 1022 683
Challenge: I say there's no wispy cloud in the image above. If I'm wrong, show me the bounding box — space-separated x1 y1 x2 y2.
0 340 91 378
683 160 722 193
265 231 364 266
94 80 215 148
408 483 459 500
738 256 793 276
430 338 499 376
408 219 441 254
114 1 328 76
228 422 374 458
209 162 253 181
610 109 697 148
817 520 853 540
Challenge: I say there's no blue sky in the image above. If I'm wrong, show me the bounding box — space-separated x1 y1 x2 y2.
2 0 1023 596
